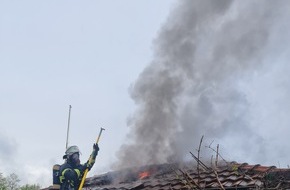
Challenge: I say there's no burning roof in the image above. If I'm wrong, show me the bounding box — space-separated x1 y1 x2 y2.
77 162 290 190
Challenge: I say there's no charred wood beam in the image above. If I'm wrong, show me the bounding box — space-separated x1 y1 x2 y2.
190 152 210 171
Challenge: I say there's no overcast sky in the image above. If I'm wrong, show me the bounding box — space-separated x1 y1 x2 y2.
0 0 175 186
1 0 290 188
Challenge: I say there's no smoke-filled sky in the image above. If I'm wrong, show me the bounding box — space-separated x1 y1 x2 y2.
115 0 290 169
1 0 290 188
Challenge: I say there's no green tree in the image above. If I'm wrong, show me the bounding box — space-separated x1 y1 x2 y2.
0 173 7 190
6 174 20 190
19 184 40 190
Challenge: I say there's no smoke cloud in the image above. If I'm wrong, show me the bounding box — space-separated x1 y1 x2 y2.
114 0 290 169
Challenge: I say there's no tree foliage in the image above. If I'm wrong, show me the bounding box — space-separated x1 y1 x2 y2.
0 173 7 190
0 173 40 190
19 184 40 190
6 174 20 190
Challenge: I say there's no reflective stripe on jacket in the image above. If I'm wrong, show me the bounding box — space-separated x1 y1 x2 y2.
59 162 86 190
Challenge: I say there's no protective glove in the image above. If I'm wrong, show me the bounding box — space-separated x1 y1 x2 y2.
85 144 99 170
92 143 99 158
93 143 99 152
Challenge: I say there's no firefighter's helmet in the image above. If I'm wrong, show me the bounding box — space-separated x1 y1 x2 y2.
63 145 80 159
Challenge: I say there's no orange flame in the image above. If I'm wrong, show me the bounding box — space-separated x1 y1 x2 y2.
138 171 150 179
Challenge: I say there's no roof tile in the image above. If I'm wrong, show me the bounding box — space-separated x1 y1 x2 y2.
45 162 290 190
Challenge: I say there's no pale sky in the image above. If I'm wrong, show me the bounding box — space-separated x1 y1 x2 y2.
0 0 175 187
1 0 290 188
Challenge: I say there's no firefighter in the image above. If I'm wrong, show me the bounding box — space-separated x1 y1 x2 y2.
59 144 99 190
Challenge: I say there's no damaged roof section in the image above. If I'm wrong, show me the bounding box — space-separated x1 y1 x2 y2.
83 162 290 190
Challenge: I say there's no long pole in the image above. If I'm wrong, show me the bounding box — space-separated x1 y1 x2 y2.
65 105 72 150
78 127 105 190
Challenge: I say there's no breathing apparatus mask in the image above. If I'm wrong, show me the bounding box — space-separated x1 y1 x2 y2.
70 152 80 163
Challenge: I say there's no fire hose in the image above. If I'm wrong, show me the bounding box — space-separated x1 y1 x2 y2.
78 127 105 190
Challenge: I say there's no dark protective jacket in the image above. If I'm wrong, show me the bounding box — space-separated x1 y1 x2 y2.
59 162 86 190
59 149 98 190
